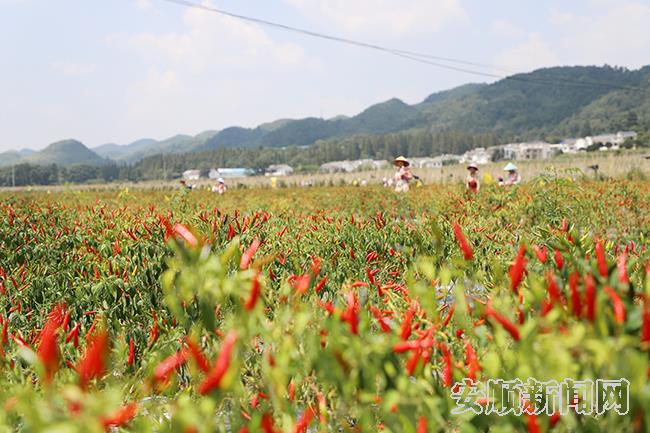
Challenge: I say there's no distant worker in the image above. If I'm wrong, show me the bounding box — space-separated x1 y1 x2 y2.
179 180 192 190
212 178 227 194
392 156 413 193
466 163 480 192
503 162 521 186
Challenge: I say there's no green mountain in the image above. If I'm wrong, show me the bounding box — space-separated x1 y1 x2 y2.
0 150 24 167
93 138 157 159
23 139 106 166
5 65 650 167
415 65 650 139
190 65 650 154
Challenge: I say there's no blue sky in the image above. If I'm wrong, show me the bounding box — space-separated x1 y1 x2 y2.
1 0 649 151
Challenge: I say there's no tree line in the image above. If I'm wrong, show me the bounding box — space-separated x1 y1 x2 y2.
3 128 649 187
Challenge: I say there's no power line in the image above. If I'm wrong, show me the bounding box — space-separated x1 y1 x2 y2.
157 0 512 76
157 0 649 95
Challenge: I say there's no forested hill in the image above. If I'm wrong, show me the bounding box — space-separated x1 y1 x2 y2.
98 64 650 162
2 65 650 173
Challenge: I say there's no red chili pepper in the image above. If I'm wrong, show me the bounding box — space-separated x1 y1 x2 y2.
369 306 391 333
198 331 238 395
261 414 279 433
1 319 7 345
340 292 360 335
452 222 473 260
509 244 527 292
244 273 261 310
185 337 210 373
584 274 596 322
173 224 198 246
439 343 453 387
464 340 480 380
310 257 321 276
604 286 626 324
442 303 455 328
61 310 70 333
393 340 421 353
569 272 581 317
417 417 428 433
400 303 417 340
290 274 311 294
546 272 563 305
127 337 135 366
549 411 561 427
595 239 608 277
527 413 540 433
65 322 81 347
85 317 99 344
154 351 187 383
288 380 295 401
318 300 334 315
406 348 422 375
240 239 260 270
77 330 109 389
485 305 520 341
37 325 59 384
314 275 328 293
617 253 629 284
101 403 137 430
554 249 564 270
533 244 547 263
294 407 316 433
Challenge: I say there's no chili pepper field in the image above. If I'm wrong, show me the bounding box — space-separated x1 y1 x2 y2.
1 178 650 432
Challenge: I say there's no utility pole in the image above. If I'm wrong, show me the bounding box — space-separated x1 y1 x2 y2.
11 164 15 188
162 153 167 181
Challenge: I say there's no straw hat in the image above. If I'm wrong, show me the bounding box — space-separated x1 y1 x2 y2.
217 178 225 184
467 163 479 171
503 162 518 172
393 156 410 167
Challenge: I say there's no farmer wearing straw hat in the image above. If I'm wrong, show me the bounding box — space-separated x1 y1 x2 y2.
392 156 413 193
466 163 480 192
503 162 521 186
212 178 227 195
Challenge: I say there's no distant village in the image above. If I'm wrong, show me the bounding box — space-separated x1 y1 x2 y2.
182 131 638 181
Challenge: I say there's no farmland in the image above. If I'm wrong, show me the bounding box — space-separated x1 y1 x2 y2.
1 179 650 432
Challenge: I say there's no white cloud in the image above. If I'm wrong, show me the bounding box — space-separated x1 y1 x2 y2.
105 1 315 139
126 69 183 121
285 0 467 37
50 59 96 77
553 1 650 68
113 1 305 72
135 0 152 10
490 19 524 39
494 33 559 72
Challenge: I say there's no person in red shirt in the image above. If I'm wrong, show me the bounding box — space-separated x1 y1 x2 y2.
466 163 480 192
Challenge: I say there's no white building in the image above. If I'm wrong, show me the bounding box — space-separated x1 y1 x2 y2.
182 169 200 180
499 142 552 160
576 131 638 150
209 168 253 178
460 147 490 165
410 157 441 168
409 155 461 168
266 164 294 176
319 159 387 173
